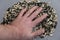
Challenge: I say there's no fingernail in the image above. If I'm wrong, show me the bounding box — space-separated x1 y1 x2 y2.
42 28 45 33
37 7 42 11
35 6 39 7
39 7 42 10
43 14 48 18
45 14 48 16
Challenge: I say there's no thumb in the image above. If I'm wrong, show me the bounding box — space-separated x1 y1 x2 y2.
32 28 45 37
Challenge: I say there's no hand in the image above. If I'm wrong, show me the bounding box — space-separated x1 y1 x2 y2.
4 6 47 40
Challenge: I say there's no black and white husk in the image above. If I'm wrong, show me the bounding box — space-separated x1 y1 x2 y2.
1 0 57 38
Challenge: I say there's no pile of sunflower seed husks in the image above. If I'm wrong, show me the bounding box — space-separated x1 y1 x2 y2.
1 0 57 38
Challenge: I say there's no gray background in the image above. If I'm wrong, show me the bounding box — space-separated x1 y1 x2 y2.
0 0 60 40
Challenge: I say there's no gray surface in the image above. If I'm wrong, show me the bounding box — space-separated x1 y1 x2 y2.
0 0 60 40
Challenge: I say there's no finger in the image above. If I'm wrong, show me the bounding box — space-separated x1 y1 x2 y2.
29 7 42 20
11 8 27 24
33 14 48 25
32 28 45 37
24 6 38 17
17 8 27 19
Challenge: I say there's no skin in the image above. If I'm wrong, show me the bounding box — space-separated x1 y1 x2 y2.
0 6 47 40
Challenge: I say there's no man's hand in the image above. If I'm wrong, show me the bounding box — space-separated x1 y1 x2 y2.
0 6 47 40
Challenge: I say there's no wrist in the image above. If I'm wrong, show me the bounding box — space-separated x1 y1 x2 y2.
0 24 20 40
5 25 20 39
